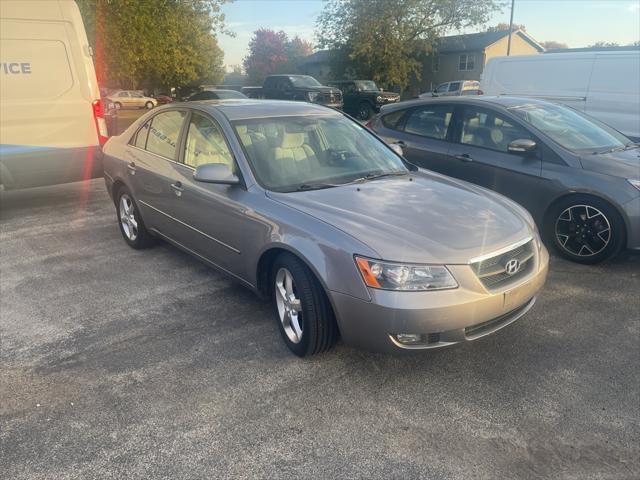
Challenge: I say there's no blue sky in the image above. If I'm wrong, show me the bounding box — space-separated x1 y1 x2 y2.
218 0 640 70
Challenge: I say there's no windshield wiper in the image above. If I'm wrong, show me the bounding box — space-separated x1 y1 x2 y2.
351 171 410 183
293 183 338 192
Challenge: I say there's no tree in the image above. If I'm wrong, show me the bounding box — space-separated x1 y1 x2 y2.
540 40 568 50
243 30 314 84
76 0 229 91
589 41 620 48
486 22 526 32
317 0 502 90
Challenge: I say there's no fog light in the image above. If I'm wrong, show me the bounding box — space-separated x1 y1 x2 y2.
395 333 423 344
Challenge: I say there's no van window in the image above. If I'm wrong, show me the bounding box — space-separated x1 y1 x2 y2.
403 105 454 140
0 39 73 100
145 111 186 160
435 83 450 94
448 82 461 92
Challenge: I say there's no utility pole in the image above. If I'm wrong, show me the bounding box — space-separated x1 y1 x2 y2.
507 0 515 55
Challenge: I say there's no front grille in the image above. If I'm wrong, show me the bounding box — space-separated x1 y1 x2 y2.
323 92 342 104
464 298 534 338
471 239 535 290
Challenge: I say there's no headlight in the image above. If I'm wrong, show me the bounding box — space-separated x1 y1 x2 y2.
355 256 458 291
627 179 640 191
307 91 319 102
376 95 383 103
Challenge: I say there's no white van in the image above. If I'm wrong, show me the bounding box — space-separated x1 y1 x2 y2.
0 0 108 190
481 50 640 141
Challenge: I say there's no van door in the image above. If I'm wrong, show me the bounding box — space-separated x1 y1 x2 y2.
586 54 640 140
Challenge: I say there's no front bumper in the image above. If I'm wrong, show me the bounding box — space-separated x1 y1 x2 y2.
330 244 549 353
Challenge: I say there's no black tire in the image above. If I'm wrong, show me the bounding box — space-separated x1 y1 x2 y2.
145 101 154 109
270 253 338 357
114 102 122 110
116 186 155 249
357 101 374 121
544 195 625 264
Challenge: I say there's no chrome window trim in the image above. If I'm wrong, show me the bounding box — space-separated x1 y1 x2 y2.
139 200 240 254
128 144 195 171
468 236 533 264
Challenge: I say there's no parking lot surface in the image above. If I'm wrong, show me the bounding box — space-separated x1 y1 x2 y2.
1 179 639 479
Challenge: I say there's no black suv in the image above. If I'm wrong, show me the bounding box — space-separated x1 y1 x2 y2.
242 75 343 109
328 80 400 120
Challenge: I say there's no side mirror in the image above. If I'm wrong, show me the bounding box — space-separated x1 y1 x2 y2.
508 138 537 154
389 143 404 157
193 163 240 185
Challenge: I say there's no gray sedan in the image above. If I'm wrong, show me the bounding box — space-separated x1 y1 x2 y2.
103 100 548 356
370 96 640 264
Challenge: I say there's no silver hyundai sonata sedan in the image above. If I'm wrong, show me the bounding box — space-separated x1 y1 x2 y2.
103 100 549 356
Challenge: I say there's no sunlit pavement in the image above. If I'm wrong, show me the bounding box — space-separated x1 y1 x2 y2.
1 179 639 479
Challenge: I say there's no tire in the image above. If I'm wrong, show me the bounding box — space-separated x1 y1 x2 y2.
271 253 338 356
544 195 625 264
145 101 154 109
357 102 374 121
116 186 155 249
114 102 122 110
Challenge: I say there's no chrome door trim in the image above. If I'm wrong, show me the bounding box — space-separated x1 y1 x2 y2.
139 200 240 254
468 236 533 264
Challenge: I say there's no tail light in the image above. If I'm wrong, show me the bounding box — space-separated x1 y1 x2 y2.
477 89 484 95
92 99 109 145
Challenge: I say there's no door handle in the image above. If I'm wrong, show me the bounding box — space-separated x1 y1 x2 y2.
170 181 184 197
126 162 136 175
455 154 473 162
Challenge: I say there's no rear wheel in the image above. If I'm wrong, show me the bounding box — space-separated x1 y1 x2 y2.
114 102 122 110
145 101 154 109
271 253 338 356
116 186 155 249
544 195 624 264
357 101 374 121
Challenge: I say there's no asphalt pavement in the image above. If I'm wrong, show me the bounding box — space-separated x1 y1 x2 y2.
1 179 639 479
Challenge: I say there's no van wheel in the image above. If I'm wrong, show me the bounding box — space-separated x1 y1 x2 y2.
357 102 374 120
116 186 154 249
544 195 624 264
114 102 122 110
271 253 338 357
145 101 154 109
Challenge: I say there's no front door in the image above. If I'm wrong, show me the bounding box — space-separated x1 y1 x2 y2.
447 105 543 209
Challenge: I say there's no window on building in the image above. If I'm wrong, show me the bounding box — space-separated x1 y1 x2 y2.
459 54 475 71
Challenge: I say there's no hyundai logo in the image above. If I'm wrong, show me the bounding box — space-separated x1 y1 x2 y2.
505 258 521 276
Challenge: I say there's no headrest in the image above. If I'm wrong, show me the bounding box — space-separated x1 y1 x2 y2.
490 128 504 144
236 125 248 134
280 132 305 149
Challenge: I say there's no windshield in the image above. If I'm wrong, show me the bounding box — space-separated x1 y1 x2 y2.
232 114 408 192
356 80 379 91
509 103 630 154
289 76 322 88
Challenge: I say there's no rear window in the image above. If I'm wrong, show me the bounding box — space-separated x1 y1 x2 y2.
381 110 405 129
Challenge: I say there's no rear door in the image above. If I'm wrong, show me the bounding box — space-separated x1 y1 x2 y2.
447 105 543 208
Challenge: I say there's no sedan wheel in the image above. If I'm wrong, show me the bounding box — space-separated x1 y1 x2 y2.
275 268 303 344
119 194 138 241
116 186 155 249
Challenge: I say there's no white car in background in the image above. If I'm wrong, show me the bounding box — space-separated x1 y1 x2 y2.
107 90 157 110
481 50 640 141
420 80 481 98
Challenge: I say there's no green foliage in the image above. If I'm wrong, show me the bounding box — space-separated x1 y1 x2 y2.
243 29 314 84
76 0 229 90
486 22 526 32
317 0 503 89
540 40 568 50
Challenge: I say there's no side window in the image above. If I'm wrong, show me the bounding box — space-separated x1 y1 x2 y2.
381 110 405 130
343 83 355 94
459 107 533 153
145 111 186 160
132 120 151 148
184 113 235 169
118 91 129 97
403 105 454 140
436 83 449 94
448 82 461 92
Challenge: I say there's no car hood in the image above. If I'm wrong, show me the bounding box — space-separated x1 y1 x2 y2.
305 85 341 94
371 91 400 100
267 171 533 264
579 148 640 179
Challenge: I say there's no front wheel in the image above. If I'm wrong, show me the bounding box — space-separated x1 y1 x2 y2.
145 101 154 109
271 253 338 356
544 195 625 264
357 102 374 121
113 102 122 110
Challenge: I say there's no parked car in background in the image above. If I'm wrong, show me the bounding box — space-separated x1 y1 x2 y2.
241 75 343 109
103 100 547 356
187 89 248 101
0 0 107 190
327 80 400 120
421 80 482 98
153 93 173 105
370 96 640 264
481 50 640 141
107 90 157 110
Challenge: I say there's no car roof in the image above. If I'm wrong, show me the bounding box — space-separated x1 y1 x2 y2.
181 99 343 121
380 95 556 113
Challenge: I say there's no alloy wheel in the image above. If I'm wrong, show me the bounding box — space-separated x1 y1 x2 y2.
274 267 303 344
555 204 611 257
119 194 138 241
